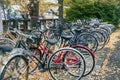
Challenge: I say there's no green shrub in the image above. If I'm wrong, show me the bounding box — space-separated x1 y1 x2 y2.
65 0 120 25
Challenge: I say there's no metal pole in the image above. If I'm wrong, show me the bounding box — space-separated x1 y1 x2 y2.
0 5 3 36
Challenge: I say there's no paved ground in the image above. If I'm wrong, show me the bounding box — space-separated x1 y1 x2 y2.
0 30 120 80
29 30 120 80
81 30 120 80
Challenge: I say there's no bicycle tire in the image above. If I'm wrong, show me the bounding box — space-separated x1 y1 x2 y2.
48 47 86 80
71 45 95 77
77 33 98 52
98 28 110 44
91 31 106 51
0 53 29 80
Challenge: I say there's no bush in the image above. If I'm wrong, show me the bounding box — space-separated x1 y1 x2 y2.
65 0 120 25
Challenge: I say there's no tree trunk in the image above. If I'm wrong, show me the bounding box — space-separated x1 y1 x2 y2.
28 0 39 29
58 0 64 24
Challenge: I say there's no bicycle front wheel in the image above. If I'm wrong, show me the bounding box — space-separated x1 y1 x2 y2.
48 47 86 80
0 54 29 80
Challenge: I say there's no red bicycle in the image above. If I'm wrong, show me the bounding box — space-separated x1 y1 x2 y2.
28 30 95 78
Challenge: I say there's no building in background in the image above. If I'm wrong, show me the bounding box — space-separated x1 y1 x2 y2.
41 0 58 19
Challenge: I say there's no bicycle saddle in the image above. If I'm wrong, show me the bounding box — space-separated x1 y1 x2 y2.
45 39 58 45
61 32 73 40
74 28 87 35
0 45 14 54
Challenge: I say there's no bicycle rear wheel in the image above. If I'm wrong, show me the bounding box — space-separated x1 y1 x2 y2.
0 54 29 80
48 47 86 80
77 33 98 52
91 31 106 51
71 45 95 77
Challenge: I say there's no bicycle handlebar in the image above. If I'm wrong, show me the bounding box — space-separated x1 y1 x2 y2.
16 30 31 37
15 30 34 42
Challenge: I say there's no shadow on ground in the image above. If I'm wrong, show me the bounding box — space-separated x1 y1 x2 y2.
104 36 120 80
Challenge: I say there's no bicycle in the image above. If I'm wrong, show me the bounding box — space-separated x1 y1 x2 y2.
48 47 86 80
0 50 29 80
28 22 96 77
0 30 86 80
